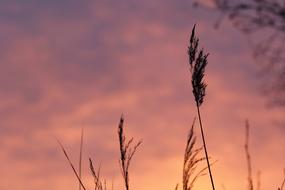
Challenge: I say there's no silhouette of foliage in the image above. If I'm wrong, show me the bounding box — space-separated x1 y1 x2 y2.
56 22 285 190
193 0 285 106
194 0 285 63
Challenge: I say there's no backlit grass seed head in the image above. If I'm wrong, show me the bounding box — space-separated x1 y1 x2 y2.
188 24 199 71
188 25 209 107
118 116 142 190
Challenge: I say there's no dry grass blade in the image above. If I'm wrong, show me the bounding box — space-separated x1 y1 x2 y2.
245 120 254 190
118 116 142 190
183 118 206 190
79 128 84 190
175 184 179 190
89 158 103 190
57 139 87 190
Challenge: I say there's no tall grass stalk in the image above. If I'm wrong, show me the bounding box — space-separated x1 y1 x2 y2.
188 24 216 190
89 158 103 190
245 120 253 190
79 128 84 190
57 139 87 190
118 116 142 190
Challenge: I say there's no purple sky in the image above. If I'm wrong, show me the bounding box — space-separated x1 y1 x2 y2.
0 1 284 190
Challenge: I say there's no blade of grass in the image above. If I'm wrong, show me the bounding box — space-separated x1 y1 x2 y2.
196 106 215 190
79 128 84 190
89 158 103 190
57 139 87 190
175 184 179 190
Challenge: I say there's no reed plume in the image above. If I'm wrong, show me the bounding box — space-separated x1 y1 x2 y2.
118 116 142 190
188 24 215 190
188 25 199 72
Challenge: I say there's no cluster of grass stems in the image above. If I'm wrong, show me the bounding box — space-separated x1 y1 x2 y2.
57 25 285 190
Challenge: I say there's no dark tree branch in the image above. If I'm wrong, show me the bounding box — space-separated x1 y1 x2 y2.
194 0 285 106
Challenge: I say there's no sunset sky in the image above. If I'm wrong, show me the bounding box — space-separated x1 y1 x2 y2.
1 1 285 190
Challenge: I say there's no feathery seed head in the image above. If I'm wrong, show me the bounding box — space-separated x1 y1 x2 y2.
188 24 199 71
188 25 209 107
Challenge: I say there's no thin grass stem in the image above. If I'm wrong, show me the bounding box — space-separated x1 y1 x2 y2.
79 128 84 190
196 106 215 190
245 120 253 190
57 139 87 190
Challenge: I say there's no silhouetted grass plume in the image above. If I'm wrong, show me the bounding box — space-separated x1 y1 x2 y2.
182 118 207 190
118 116 142 190
56 23 285 190
188 24 215 190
